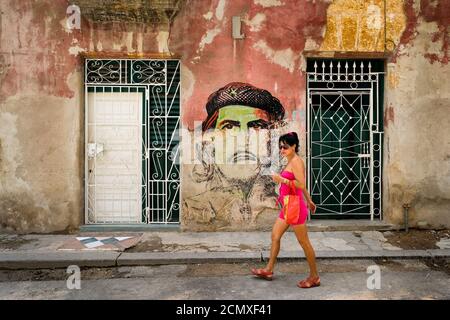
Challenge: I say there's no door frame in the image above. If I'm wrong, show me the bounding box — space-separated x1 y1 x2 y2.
306 58 385 220
85 87 145 224
83 58 181 225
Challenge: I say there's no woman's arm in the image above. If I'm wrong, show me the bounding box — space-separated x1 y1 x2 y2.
290 158 316 212
302 187 313 203
290 157 306 190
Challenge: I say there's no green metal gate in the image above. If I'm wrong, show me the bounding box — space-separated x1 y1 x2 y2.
307 59 384 220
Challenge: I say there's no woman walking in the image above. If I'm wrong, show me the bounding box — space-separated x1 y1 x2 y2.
251 132 320 288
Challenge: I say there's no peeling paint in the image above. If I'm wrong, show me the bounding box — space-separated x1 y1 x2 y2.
420 0 449 64
172 0 329 131
198 27 222 54
68 45 85 56
181 63 195 112
215 0 226 21
59 17 73 34
304 37 320 51
96 40 103 51
254 0 283 8
203 11 213 20
388 65 400 89
253 40 297 73
320 0 406 52
0 0 84 99
396 0 419 57
136 32 143 53
366 4 383 30
243 13 266 32
126 32 134 52
384 104 395 127
393 0 448 65
157 31 171 53
384 24 450 228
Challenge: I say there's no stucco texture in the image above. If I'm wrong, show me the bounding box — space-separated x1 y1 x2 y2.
0 0 167 232
383 0 450 228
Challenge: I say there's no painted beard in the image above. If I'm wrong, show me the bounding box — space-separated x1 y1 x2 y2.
216 163 260 181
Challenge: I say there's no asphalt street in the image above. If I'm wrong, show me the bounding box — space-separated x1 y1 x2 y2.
0 258 448 300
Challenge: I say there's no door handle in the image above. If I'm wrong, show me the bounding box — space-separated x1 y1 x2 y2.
87 143 104 158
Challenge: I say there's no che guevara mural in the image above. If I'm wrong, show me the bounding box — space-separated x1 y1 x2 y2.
182 82 301 231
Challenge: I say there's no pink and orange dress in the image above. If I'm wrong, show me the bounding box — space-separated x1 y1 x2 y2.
276 170 308 225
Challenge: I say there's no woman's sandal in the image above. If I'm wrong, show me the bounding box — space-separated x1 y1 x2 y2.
297 276 320 288
251 268 274 281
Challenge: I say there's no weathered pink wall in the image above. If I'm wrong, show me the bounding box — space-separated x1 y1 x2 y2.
170 0 329 130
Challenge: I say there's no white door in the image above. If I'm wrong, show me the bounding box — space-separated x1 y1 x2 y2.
87 91 143 223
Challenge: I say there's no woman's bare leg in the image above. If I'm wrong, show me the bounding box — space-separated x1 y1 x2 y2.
264 218 290 272
292 223 319 278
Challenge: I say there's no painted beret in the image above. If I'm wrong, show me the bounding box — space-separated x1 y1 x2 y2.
202 82 285 131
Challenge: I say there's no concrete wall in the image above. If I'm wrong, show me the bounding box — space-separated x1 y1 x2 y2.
0 0 448 233
0 1 85 233
0 0 168 233
382 0 450 228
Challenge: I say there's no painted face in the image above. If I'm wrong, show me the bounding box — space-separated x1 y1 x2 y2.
215 105 271 132
213 105 272 178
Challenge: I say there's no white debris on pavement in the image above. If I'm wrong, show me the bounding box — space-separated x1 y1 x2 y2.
436 238 450 249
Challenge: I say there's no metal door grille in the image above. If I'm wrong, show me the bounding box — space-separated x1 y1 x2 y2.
306 60 384 220
85 59 180 224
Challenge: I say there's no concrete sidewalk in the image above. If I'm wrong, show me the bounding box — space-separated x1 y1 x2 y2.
0 230 449 269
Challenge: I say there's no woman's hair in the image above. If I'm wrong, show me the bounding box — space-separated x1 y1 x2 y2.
279 131 299 153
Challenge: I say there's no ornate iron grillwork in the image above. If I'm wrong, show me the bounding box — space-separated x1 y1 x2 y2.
85 59 180 224
307 59 384 220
